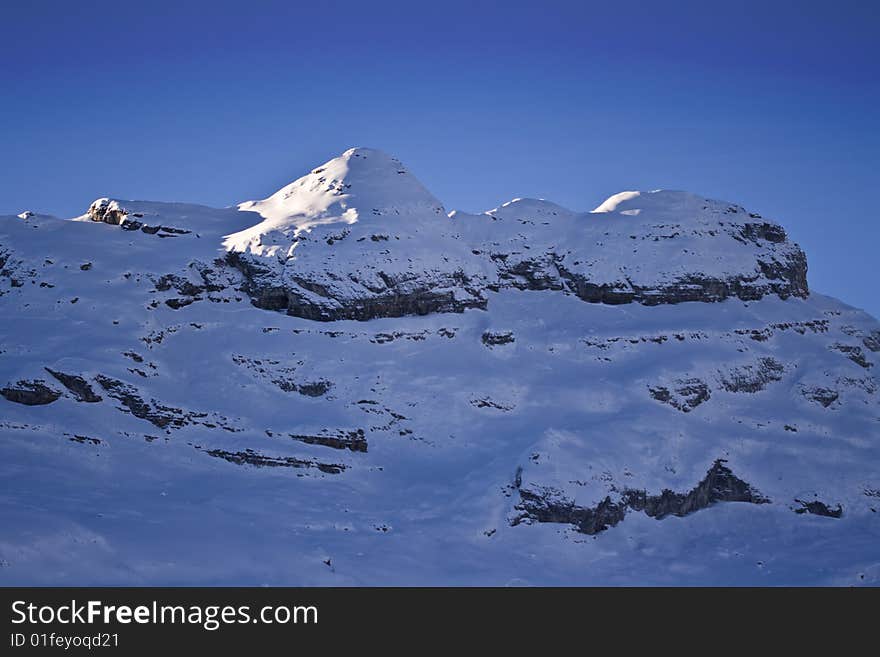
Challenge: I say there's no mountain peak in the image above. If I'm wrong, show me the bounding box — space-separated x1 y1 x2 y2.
227 148 445 255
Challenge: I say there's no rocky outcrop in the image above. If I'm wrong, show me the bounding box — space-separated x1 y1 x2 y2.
482 331 515 347
478 243 806 309
831 344 873 369
622 460 769 519
557 260 808 307
230 354 333 397
44 368 102 403
515 488 627 535
87 198 129 226
203 448 345 474
87 199 192 237
719 357 785 393
284 429 368 453
0 380 61 405
649 378 711 412
227 251 487 322
513 459 769 535
801 386 839 408
794 499 843 518
95 375 204 429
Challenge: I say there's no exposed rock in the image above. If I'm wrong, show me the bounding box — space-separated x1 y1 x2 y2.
69 435 102 445
295 381 333 397
494 253 566 292
470 397 514 411
831 344 873 369
228 251 487 322
286 429 368 453
87 199 192 237
165 297 197 309
482 331 515 347
794 499 843 518
622 460 769 519
370 330 429 344
648 378 710 412
204 448 345 474
801 386 839 408
44 368 102 402
863 330 880 352
87 198 128 225
738 221 788 243
513 459 769 535
230 354 331 397
95 375 203 428
719 357 784 393
515 488 627 535
0 380 61 405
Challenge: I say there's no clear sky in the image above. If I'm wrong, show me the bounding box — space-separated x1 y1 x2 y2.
2 1 878 316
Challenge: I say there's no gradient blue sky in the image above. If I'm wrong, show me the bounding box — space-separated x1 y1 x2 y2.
2 1 878 315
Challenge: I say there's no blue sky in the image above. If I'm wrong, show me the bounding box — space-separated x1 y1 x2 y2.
1 0 878 315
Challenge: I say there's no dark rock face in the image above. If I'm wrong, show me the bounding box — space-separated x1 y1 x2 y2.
294 381 333 397
69 435 102 445
560 265 808 307
44 368 102 403
152 267 232 310
95 375 199 429
649 378 710 412
515 489 627 535
165 297 196 309
831 344 873 369
494 253 566 292
228 251 488 322
513 459 769 535
863 331 880 352
0 380 61 405
622 460 769 519
719 357 785 393
230 354 332 397
794 499 843 518
286 429 368 453
801 386 840 408
482 331 515 347
486 229 808 308
739 221 788 243
203 448 345 474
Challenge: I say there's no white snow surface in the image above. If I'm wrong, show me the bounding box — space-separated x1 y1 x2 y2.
227 148 447 257
0 148 878 585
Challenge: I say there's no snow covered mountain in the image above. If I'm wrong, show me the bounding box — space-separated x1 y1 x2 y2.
1 147 878 585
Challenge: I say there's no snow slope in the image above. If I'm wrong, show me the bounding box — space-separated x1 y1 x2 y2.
0 149 877 585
